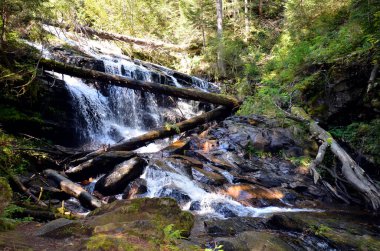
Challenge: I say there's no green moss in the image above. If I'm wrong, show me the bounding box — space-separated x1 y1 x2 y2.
330 119 380 166
322 230 380 251
0 178 12 215
85 198 195 250
0 106 43 124
86 234 136 251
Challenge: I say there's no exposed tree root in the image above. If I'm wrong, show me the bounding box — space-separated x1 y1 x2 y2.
309 142 328 184
291 107 380 210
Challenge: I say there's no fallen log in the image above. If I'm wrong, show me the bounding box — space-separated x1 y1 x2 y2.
291 107 380 210
66 151 135 181
29 185 71 200
43 169 102 210
367 63 379 93
0 166 47 207
94 157 147 196
39 59 240 108
73 106 231 163
13 209 56 222
45 22 189 52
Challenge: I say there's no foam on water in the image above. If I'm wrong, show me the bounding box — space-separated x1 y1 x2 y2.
141 166 318 218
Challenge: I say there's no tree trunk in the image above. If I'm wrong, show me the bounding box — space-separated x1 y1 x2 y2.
0 4 7 49
43 169 102 209
245 0 250 41
71 106 232 164
94 157 147 196
367 63 379 93
13 209 56 222
258 0 263 16
66 151 135 181
39 59 240 108
291 107 380 210
216 0 226 77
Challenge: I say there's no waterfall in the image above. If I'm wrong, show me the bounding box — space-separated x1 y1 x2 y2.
28 27 319 219
58 56 208 150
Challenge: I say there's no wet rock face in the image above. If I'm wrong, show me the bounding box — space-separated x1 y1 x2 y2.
215 116 299 154
143 114 332 211
0 75 78 146
302 60 377 124
122 178 147 199
172 115 332 208
215 231 294 251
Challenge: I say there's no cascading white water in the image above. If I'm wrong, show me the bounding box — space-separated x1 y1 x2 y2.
39 25 207 150
141 166 318 218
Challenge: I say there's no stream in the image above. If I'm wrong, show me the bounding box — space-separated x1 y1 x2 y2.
25 25 327 219
19 26 380 251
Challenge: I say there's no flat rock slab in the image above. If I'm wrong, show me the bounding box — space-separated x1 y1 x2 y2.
35 218 90 239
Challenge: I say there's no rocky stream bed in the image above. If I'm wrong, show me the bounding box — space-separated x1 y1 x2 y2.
1 114 379 251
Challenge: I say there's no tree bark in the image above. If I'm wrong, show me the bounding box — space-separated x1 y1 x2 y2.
0 166 47 207
216 0 226 77
367 63 379 93
258 0 263 16
291 107 380 210
13 209 56 222
43 169 102 210
72 106 232 164
309 142 328 184
66 151 135 181
39 59 240 108
45 22 188 52
94 157 147 196
245 0 250 41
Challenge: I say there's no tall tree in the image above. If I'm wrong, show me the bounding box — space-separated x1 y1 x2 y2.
258 0 263 16
216 0 226 77
244 0 250 40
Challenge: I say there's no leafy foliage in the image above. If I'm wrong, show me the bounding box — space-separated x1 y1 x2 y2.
330 119 380 166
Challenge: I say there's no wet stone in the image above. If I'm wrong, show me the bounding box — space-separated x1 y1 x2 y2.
158 186 191 206
189 201 201 211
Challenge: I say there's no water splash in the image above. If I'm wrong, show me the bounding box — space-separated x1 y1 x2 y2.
141 166 319 218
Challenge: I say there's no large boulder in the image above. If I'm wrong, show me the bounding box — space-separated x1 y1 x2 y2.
85 198 195 250
214 231 294 251
14 198 196 250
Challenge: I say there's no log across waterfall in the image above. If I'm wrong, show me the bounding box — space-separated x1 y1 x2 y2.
39 59 240 108
72 106 232 164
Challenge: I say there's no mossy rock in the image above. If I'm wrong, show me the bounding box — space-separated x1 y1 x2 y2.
84 198 195 250
89 197 194 236
216 231 294 251
268 212 380 250
0 178 13 232
0 106 43 125
86 233 155 251
0 178 12 215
